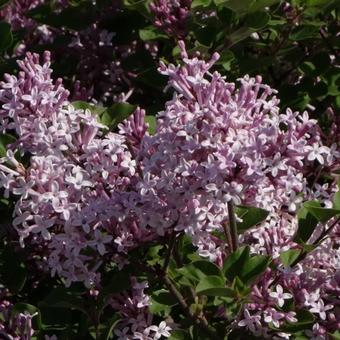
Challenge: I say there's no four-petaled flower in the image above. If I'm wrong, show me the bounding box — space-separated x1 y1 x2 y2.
269 285 293 307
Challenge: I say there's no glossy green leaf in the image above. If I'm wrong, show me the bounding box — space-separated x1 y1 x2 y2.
151 289 178 306
333 186 340 210
217 6 235 25
304 201 340 223
72 101 106 116
101 102 136 128
330 331 340 340
197 286 237 297
231 276 251 296
191 260 223 277
192 0 212 8
293 206 318 244
235 205 269 233
195 275 225 294
290 25 319 40
0 134 16 157
145 115 157 135
245 11 270 29
280 249 302 267
229 26 253 45
239 255 271 284
223 246 250 281
215 0 254 14
139 26 167 41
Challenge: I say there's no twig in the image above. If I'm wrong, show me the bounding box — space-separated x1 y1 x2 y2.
228 200 239 251
162 275 220 340
163 230 177 272
222 221 234 253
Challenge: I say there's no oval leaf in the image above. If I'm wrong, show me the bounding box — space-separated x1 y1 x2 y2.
195 275 225 295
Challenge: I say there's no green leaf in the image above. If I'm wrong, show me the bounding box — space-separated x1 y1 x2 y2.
192 0 212 8
235 205 269 233
0 21 13 51
290 25 320 40
151 289 178 306
0 134 16 157
280 249 302 267
303 201 340 223
195 275 225 295
333 185 340 210
293 206 318 244
101 102 136 128
169 329 192 340
123 0 152 20
72 101 106 116
217 6 235 25
330 331 340 340
216 50 235 71
231 276 251 296
139 26 167 41
223 246 250 281
239 255 271 284
245 11 270 29
190 260 223 277
197 286 237 297
145 115 157 135
229 26 253 45
215 0 254 14
11 303 42 330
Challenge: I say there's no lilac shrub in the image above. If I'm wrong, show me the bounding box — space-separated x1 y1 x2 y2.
0 43 339 338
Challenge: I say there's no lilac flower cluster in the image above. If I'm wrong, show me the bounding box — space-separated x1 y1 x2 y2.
132 42 336 262
0 289 37 340
0 43 339 338
0 51 143 287
240 213 340 337
112 278 172 340
150 0 192 38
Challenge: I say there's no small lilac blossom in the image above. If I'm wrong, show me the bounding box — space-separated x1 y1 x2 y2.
269 284 293 307
238 309 262 333
309 300 334 320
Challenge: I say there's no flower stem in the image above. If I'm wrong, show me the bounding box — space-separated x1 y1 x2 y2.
227 200 239 251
